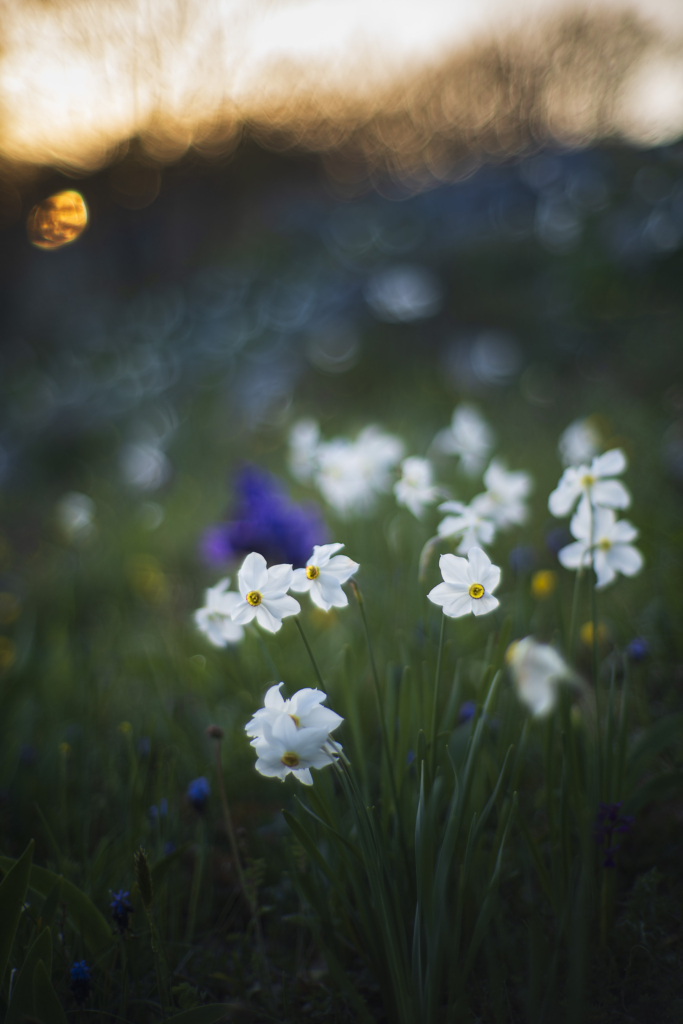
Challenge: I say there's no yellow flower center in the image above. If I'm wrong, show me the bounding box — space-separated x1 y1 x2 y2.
289 714 300 727
468 582 485 599
246 590 262 607
598 539 611 551
281 751 299 767
306 565 320 580
580 473 595 488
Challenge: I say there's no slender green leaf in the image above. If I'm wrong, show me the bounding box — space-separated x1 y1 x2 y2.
625 714 683 787
0 858 112 958
39 878 63 932
32 958 67 1024
0 840 34 990
281 811 335 883
6 926 52 1024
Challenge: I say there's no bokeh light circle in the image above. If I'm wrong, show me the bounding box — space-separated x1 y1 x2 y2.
26 191 88 250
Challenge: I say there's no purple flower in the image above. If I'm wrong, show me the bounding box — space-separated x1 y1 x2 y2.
199 465 328 569
508 546 538 574
594 802 634 868
545 526 572 555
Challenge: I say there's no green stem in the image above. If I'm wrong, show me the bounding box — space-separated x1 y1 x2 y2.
294 617 325 689
213 739 274 1007
146 912 167 1018
567 566 583 660
119 940 129 1021
429 611 446 778
351 581 411 871
184 819 205 944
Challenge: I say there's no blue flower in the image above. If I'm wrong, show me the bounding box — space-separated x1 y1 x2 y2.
594 802 634 868
109 889 133 934
458 700 477 723
199 465 327 569
545 526 572 555
508 546 538 574
626 636 649 662
137 737 151 757
69 961 92 1003
186 776 210 812
149 797 168 822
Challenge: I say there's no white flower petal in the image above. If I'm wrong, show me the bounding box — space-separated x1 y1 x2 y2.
322 555 359 583
592 448 627 477
255 603 284 633
558 541 590 570
610 518 638 543
264 683 286 709
264 593 301 620
231 601 258 625
606 543 643 577
591 479 631 510
466 546 491 582
311 543 344 566
238 552 268 595
289 568 311 592
293 767 314 785
439 553 470 585
442 593 473 618
265 563 294 594
471 594 499 616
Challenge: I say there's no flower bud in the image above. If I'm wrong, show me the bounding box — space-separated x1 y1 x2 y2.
206 724 224 740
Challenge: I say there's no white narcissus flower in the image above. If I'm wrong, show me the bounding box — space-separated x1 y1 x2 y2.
437 500 496 554
245 682 343 742
558 503 644 590
472 458 533 529
290 543 359 611
194 577 244 647
252 716 340 785
558 417 601 467
394 457 440 518
315 426 404 517
230 552 301 633
548 448 631 518
506 637 575 717
432 404 494 477
428 547 500 618
288 419 320 482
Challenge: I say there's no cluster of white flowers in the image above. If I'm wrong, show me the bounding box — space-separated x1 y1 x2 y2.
194 545 359 644
548 445 643 589
288 419 404 517
437 458 532 554
245 683 343 785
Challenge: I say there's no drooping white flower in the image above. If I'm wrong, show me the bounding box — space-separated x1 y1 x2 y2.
245 682 343 742
548 449 630 518
394 457 440 518
288 419 320 482
558 417 601 467
557 503 644 590
437 500 496 554
230 552 301 633
428 547 500 618
471 458 533 529
290 543 359 611
506 637 575 717
252 715 340 785
315 426 404 516
432 405 495 477
194 577 244 646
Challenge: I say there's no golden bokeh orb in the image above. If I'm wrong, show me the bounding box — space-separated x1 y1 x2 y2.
26 190 88 249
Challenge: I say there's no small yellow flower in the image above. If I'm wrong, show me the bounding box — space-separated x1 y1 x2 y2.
579 621 609 646
531 570 557 600
118 721 132 735
0 636 16 671
59 742 71 756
